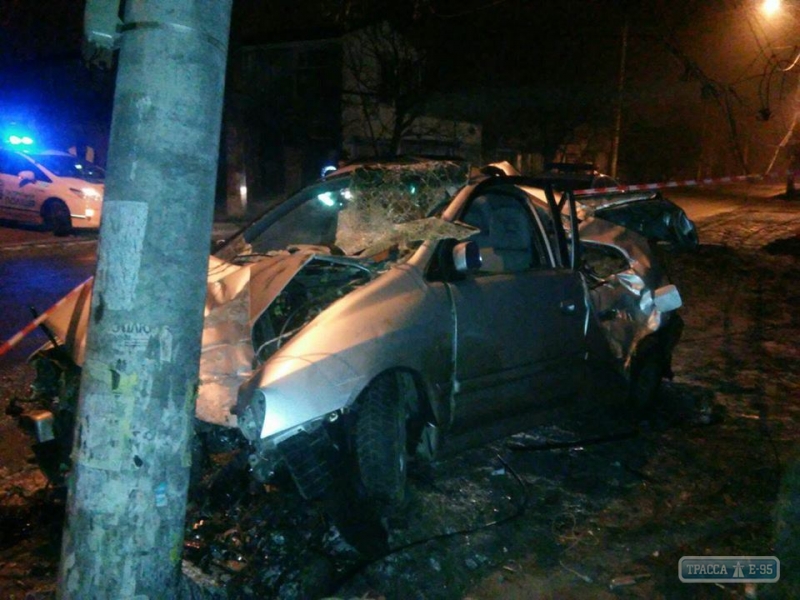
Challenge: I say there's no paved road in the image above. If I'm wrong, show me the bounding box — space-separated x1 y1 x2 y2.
0 216 243 364
0 218 99 248
668 182 792 219
0 242 96 365
669 183 800 249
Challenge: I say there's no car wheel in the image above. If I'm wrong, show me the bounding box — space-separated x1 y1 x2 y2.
354 373 408 511
43 199 72 236
629 348 664 415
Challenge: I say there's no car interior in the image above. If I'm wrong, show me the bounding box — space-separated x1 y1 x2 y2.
462 193 545 272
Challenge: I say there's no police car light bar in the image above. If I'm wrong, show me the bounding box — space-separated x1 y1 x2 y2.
7 135 34 146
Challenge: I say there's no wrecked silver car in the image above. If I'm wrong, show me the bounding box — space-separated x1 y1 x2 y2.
22 160 692 511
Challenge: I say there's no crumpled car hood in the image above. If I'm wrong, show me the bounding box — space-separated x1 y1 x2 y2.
578 216 680 368
576 191 698 250
36 250 376 428
200 250 382 427
579 217 661 287
199 252 321 427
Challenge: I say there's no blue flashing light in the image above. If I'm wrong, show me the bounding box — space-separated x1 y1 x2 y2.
321 164 337 178
8 135 34 146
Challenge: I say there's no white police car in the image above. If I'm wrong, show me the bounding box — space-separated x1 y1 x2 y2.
0 149 104 235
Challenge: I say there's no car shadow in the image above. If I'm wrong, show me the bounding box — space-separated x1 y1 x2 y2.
0 218 48 233
0 218 98 239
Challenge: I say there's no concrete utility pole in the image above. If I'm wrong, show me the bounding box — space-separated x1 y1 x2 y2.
785 74 800 197
609 17 628 180
58 1 232 598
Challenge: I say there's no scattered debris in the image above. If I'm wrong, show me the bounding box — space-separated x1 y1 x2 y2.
608 572 651 590
559 559 593 584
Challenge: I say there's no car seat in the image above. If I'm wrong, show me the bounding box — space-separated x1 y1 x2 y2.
464 194 534 272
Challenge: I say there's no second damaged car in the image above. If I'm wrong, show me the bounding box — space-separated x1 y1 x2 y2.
24 160 692 513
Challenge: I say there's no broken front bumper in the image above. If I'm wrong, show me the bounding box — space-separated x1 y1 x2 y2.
246 418 344 500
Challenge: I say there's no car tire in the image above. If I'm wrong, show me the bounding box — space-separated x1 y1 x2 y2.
43 199 72 236
354 373 408 511
629 348 664 415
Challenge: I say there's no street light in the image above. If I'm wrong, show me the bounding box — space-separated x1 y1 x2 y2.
759 0 800 196
762 0 781 16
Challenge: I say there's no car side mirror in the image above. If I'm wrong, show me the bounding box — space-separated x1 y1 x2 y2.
453 240 481 273
18 170 36 184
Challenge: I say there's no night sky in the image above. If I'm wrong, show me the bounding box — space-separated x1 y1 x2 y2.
1 0 797 180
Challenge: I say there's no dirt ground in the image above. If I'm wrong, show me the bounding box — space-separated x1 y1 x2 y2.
1 192 799 599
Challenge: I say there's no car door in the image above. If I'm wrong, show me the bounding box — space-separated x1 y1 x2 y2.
447 186 588 434
0 151 40 223
0 150 16 219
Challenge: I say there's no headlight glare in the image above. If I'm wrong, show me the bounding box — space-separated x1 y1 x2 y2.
70 187 102 200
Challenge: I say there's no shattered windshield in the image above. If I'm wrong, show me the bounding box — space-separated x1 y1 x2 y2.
226 161 469 260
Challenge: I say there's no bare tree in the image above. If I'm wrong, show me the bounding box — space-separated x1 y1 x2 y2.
342 21 429 157
659 36 751 175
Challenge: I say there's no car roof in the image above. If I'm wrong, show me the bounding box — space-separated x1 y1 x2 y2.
29 150 73 157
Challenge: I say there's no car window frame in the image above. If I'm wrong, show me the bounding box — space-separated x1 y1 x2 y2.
18 155 50 183
458 188 555 275
1 151 30 177
30 154 99 183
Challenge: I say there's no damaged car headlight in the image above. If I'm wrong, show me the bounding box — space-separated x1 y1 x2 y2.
317 191 336 207
236 389 267 441
236 387 297 442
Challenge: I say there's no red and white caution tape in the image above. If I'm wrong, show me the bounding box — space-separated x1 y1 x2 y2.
0 278 92 358
574 169 799 196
